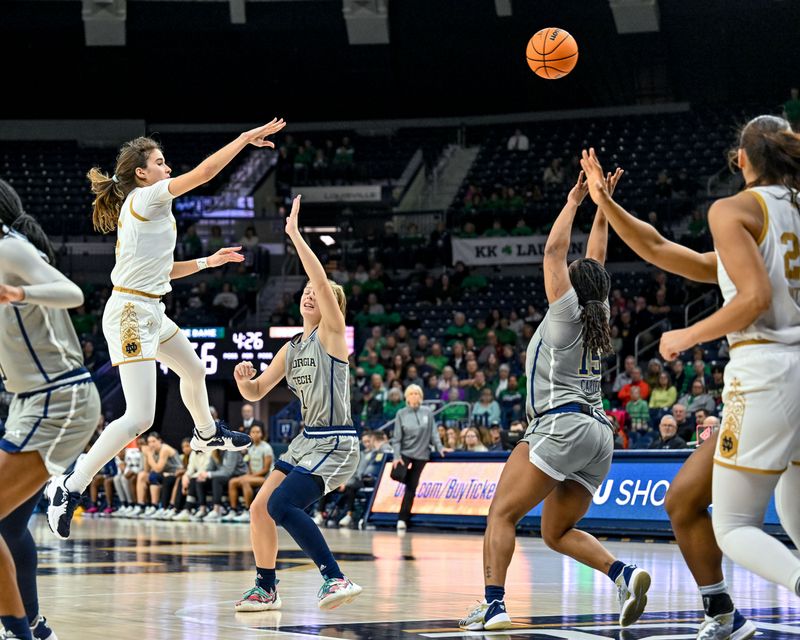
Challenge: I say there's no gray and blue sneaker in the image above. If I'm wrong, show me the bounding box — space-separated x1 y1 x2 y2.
615 564 651 627
458 599 512 631
190 420 251 453
698 608 757 640
44 472 82 540
30 616 58 640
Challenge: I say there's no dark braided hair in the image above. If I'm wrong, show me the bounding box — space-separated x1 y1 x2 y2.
0 179 56 264
568 258 613 355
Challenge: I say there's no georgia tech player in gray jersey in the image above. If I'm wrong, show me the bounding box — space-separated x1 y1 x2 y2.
233 194 361 613
0 179 100 640
460 169 651 633
285 328 352 436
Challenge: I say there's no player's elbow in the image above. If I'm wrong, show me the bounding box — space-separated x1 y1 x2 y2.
746 286 772 316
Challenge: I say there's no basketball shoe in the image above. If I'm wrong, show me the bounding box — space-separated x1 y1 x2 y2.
459 599 512 631
235 585 282 612
44 473 82 540
190 420 251 453
317 577 362 610
615 564 651 627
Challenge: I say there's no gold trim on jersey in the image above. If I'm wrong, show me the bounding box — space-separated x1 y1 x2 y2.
160 327 180 344
793 461 800 466
747 189 770 245
729 338 776 350
120 302 143 359
129 198 149 222
718 378 744 460
113 286 161 300
714 458 786 475
112 358 157 367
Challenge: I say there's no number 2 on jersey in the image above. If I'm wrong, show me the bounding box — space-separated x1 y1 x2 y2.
781 232 800 280
578 346 601 376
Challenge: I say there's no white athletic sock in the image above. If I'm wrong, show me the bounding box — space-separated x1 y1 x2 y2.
156 330 216 438
713 463 800 593
698 580 728 596
66 361 156 493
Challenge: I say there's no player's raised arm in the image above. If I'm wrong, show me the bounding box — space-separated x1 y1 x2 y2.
658 194 771 360
0 240 84 308
580 148 717 284
585 168 624 265
167 119 286 198
284 195 346 335
234 343 290 402
543 171 588 303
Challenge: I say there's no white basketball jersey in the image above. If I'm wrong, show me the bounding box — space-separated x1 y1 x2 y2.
110 179 177 296
717 185 800 347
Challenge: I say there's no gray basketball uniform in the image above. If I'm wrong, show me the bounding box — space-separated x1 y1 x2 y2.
0 233 100 475
276 328 359 492
523 287 614 494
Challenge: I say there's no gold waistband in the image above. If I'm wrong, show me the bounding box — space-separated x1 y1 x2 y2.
113 286 161 300
729 338 776 351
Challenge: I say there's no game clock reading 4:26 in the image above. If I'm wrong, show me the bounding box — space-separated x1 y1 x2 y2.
157 328 281 379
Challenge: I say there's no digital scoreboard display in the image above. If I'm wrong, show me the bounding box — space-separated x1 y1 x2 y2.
158 326 354 379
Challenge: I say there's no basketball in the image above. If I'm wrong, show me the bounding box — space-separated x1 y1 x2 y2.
526 28 579 79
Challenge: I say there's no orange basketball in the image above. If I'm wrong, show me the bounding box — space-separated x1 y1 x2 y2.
526 28 578 79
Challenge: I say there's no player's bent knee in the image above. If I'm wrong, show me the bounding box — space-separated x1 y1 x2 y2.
266 490 289 524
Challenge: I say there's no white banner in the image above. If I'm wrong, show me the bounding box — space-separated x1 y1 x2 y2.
292 185 382 203
451 234 588 266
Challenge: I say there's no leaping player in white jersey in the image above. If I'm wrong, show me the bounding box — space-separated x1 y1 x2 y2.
232 194 362 612
581 115 800 637
0 179 101 640
45 119 286 540
459 169 652 632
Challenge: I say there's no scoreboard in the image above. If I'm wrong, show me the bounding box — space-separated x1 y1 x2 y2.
158 326 354 379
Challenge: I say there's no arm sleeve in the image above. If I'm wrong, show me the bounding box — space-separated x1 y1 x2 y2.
0 240 84 309
131 179 174 220
391 411 404 459
429 409 444 454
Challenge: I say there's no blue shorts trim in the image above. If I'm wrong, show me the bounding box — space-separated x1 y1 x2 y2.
274 460 294 475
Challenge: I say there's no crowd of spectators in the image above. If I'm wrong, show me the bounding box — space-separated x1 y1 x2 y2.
275 134 357 188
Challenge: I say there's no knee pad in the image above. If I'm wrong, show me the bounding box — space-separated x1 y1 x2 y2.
267 488 290 524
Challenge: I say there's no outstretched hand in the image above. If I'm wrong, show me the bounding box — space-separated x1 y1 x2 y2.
579 148 613 205
241 118 287 148
234 361 257 383
207 246 245 268
285 194 302 238
606 167 625 197
567 171 589 206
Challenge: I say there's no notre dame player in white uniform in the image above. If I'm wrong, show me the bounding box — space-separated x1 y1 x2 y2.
46 121 286 540
581 118 800 639
0 179 99 640
233 194 362 613
460 170 651 633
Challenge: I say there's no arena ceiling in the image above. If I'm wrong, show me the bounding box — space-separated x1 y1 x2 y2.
1 0 796 122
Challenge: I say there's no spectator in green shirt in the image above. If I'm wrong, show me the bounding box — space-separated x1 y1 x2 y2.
625 386 651 435
441 388 469 427
383 387 406 421
510 218 533 236
495 318 517 346
361 351 386 378
426 342 449 373
484 220 507 237
445 311 474 344
71 304 97 337
784 87 800 129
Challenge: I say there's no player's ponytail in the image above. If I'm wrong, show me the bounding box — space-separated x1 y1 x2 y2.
568 258 613 356
0 178 57 264
730 115 800 208
88 136 161 233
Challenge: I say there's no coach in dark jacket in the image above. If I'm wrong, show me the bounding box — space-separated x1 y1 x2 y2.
391 384 448 530
649 415 687 450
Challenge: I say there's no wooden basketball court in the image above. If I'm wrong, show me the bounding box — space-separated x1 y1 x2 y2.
29 515 800 639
